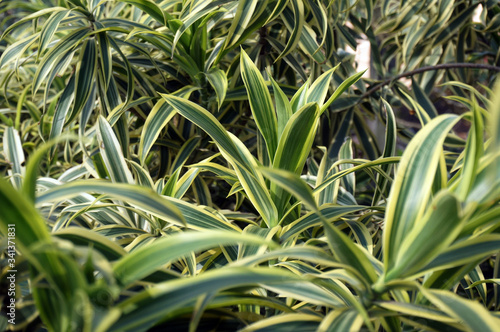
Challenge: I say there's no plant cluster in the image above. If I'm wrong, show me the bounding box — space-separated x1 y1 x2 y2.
1 0 500 331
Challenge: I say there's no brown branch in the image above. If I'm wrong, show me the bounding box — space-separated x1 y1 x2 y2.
360 63 500 101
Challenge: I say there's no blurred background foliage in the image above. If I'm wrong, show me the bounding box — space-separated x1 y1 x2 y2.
1 0 500 331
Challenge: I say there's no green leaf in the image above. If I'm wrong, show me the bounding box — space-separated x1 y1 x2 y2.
205 67 228 109
421 288 500 332
49 76 75 143
24 134 78 202
321 70 366 114
0 7 66 39
307 65 339 107
466 279 500 289
315 157 401 196
453 100 484 200
267 36 307 81
38 10 70 59
419 234 500 274
372 98 396 205
97 116 134 184
113 231 276 285
3 127 25 190
240 50 278 160
117 0 167 25
164 195 241 231
232 245 340 269
111 267 313 331
434 4 479 42
485 78 500 195
280 9 325 63
270 76 293 137
280 205 366 241
36 180 185 227
290 79 309 113
339 138 355 196
54 228 126 261
237 225 279 259
259 168 378 284
171 1 227 55
0 178 50 249
97 32 113 90
271 102 319 213
223 0 257 49
321 215 379 284
375 301 456 324
276 0 304 60
400 90 431 126
383 115 460 272
262 281 347 307
0 179 89 332
139 87 198 163
412 78 439 119
318 309 364 332
161 94 278 227
0 34 39 69
241 314 321 332
260 167 318 212
170 136 201 173
385 191 462 281
108 35 134 110
33 27 89 96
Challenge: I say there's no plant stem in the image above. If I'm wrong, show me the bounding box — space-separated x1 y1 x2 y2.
361 63 500 101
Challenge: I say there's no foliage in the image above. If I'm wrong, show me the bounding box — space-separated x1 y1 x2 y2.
1 0 500 331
